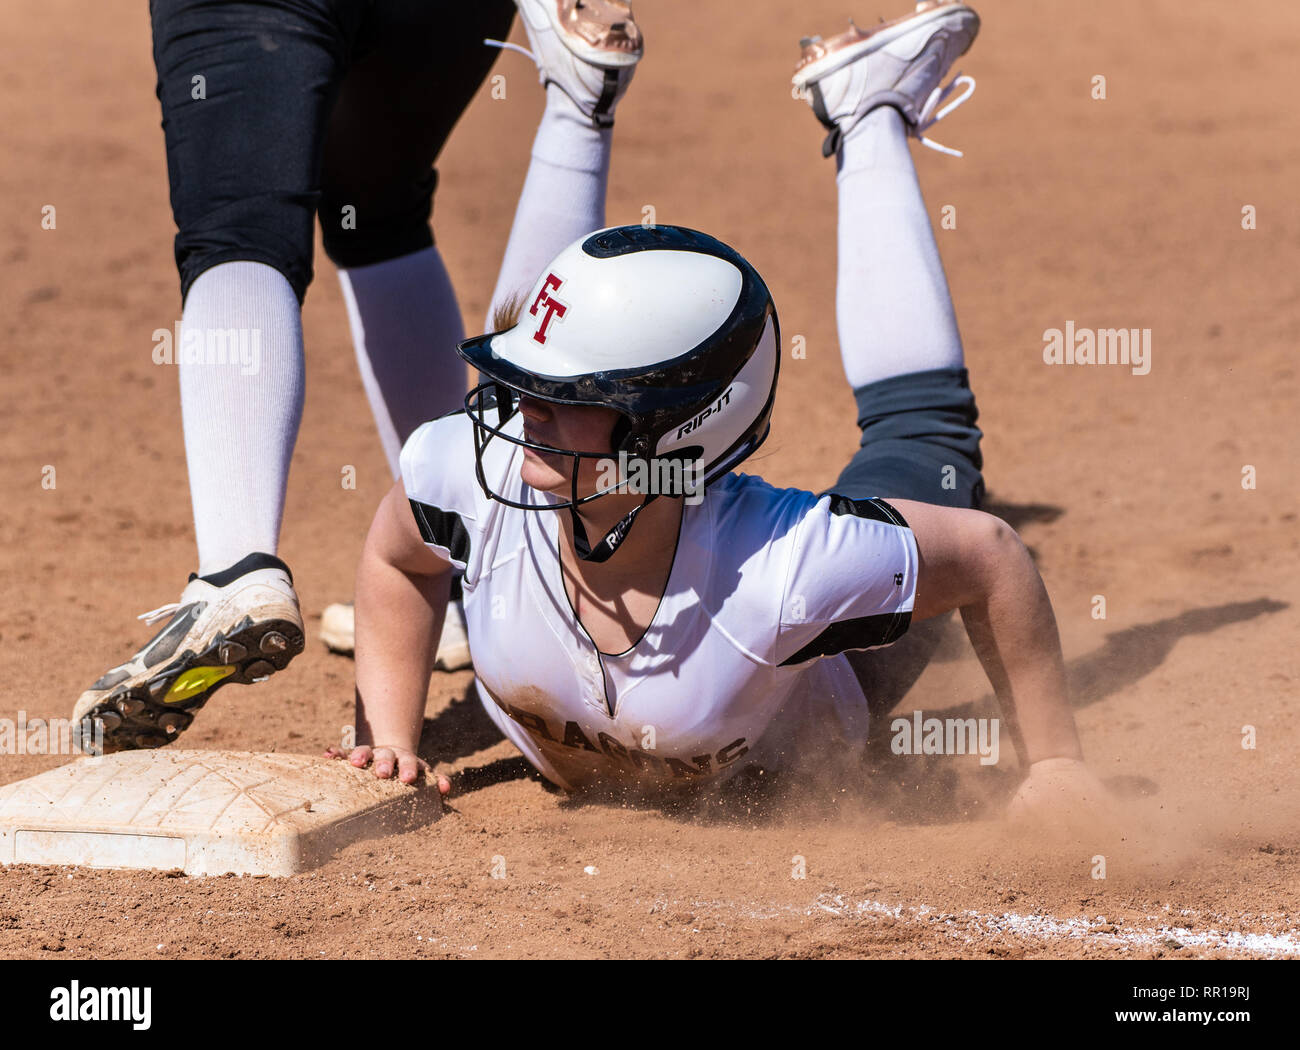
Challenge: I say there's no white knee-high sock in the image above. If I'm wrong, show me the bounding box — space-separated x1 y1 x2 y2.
338 246 467 478
486 85 612 329
835 106 964 389
178 261 305 577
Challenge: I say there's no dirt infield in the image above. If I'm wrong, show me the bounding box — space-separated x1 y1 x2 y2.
1 0 1298 958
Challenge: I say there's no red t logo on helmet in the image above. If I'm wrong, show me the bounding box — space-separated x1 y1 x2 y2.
529 273 568 345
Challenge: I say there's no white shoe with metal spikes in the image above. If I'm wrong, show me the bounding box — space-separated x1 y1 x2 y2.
793 1 980 158
487 0 643 128
72 553 304 754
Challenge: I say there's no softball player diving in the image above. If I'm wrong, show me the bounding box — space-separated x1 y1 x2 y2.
337 1 1109 819
71 0 644 752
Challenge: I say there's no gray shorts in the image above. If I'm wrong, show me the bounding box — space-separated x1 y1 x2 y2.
823 366 984 509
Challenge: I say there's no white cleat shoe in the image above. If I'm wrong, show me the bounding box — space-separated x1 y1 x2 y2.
793 1 980 158
488 0 643 127
73 553 305 754
320 599 473 672
319 601 356 655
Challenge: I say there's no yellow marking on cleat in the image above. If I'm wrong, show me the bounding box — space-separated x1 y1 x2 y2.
163 665 236 704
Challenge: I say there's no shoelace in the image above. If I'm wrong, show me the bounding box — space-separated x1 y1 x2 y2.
137 602 182 626
484 37 538 65
483 35 622 130
913 73 976 157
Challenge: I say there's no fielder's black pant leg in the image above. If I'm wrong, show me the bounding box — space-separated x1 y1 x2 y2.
313 0 513 613
318 0 516 268
822 367 986 721
151 0 361 304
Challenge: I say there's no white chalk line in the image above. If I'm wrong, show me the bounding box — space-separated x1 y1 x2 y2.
807 893 1300 958
633 893 1300 958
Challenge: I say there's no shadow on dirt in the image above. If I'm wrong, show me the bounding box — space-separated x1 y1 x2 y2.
983 494 1065 564
982 496 1064 531
859 597 1288 825
417 681 504 766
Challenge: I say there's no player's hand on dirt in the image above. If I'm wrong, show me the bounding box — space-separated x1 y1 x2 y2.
324 744 451 795
1006 757 1115 833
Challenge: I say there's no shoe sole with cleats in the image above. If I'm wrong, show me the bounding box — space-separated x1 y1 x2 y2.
79 615 304 754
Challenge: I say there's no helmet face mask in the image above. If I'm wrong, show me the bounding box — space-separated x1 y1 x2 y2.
464 380 711 511
463 381 636 512
457 224 780 560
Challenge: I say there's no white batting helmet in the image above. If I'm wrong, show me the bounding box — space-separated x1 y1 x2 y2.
457 225 779 559
460 224 778 476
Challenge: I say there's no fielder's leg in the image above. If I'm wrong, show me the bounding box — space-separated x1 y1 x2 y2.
73 0 356 750
322 0 516 473
316 0 516 667
160 0 349 574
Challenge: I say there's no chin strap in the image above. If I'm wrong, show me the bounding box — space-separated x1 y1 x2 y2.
569 493 655 561
569 494 658 563
561 439 677 562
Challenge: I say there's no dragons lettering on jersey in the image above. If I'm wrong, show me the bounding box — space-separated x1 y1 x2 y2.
506 704 748 779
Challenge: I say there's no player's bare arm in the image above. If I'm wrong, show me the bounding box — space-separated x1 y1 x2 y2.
891 500 1079 763
326 481 452 790
893 498 1110 820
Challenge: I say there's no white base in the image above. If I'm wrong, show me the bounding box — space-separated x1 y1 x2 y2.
0 750 441 877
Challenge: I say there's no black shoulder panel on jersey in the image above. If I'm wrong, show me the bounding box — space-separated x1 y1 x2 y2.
824 494 910 528
409 500 470 564
778 609 912 667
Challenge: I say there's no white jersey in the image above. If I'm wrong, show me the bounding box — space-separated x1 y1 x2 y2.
400 412 918 792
